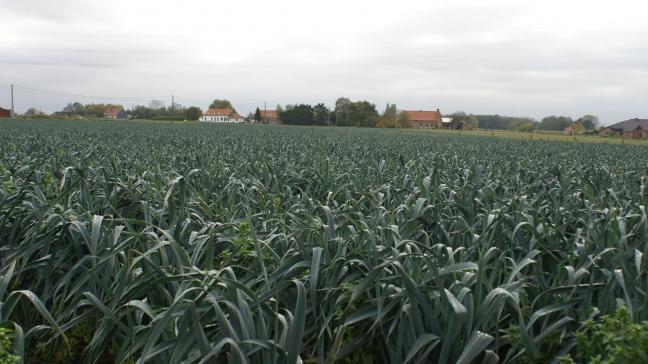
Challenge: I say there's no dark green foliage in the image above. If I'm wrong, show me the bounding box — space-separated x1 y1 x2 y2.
538 115 574 131
209 99 233 109
130 104 190 120
1 119 648 363
278 104 315 125
333 97 380 127
57 102 124 118
313 103 330 125
475 114 538 130
254 107 262 122
185 106 203 121
575 115 599 131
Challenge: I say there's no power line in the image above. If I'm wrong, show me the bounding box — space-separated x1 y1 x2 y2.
174 96 269 107
12 85 172 101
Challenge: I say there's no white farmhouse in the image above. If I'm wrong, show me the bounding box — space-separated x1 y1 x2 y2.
200 108 243 123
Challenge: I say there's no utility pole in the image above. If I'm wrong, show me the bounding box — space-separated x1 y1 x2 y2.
10 84 15 118
171 95 175 111
264 100 267 124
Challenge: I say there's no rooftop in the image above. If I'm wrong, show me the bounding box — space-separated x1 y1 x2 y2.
260 110 278 118
403 109 442 122
204 108 236 117
607 118 648 132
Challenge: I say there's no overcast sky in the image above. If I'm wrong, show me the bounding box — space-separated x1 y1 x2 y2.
1 0 647 123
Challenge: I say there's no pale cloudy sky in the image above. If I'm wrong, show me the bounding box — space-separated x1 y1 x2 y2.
1 0 647 124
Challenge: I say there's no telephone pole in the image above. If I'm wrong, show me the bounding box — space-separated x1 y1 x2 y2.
10 84 15 118
171 95 175 111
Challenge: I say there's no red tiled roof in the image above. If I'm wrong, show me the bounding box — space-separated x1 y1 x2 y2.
260 110 278 118
403 110 442 122
104 107 122 116
204 108 236 117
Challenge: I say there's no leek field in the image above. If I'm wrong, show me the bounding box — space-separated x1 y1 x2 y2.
1 119 648 363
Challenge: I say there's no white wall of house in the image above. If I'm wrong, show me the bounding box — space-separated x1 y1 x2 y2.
199 115 243 123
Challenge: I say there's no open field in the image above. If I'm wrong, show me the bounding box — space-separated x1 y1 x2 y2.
415 127 648 146
1 119 648 363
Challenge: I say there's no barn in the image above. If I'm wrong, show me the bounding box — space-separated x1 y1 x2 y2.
0 107 10 118
600 118 648 138
403 109 443 129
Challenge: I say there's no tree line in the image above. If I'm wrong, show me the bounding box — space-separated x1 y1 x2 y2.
27 99 236 121
252 98 413 128
474 114 599 132
20 97 601 132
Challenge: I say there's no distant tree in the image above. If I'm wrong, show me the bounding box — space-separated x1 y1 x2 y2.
333 97 352 126
24 107 45 117
148 100 166 110
476 114 537 130
450 111 467 128
576 115 599 130
451 111 467 120
254 107 262 122
276 104 284 114
396 110 412 128
278 104 315 125
516 122 536 133
81 103 122 117
466 115 479 129
313 103 330 125
538 116 573 131
62 102 85 115
209 99 233 109
378 103 398 128
452 112 479 129
185 106 203 121
131 105 154 119
349 101 379 127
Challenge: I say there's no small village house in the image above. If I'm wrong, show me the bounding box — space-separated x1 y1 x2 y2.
563 122 585 136
403 109 443 129
599 118 648 138
260 109 280 125
104 107 127 120
0 107 10 118
403 109 466 130
200 108 243 123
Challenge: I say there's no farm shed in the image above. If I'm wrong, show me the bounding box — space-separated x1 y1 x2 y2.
403 109 443 129
200 108 243 123
442 116 468 130
564 122 585 135
0 107 10 118
601 118 648 138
